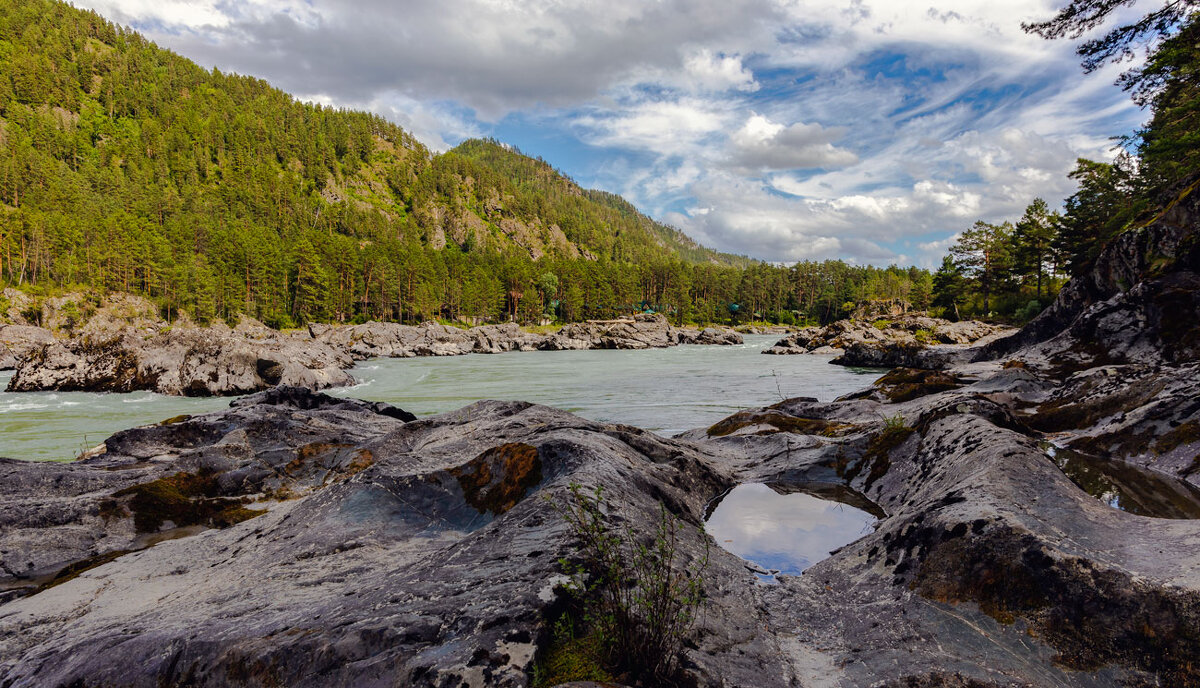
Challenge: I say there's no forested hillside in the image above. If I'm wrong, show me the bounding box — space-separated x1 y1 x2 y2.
0 0 931 327
932 4 1200 321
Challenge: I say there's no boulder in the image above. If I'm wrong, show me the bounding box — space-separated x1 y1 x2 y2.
542 313 678 350
675 326 743 346
469 322 544 353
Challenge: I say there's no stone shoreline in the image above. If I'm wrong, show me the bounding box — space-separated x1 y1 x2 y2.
1 312 743 396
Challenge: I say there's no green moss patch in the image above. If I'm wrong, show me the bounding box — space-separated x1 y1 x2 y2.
451 443 543 515
1156 421 1200 455
114 470 265 533
873 368 964 403
532 631 614 688
836 425 914 488
708 410 856 437
863 426 915 489
1031 378 1164 433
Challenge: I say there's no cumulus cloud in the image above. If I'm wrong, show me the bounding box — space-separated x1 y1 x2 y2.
680 50 760 93
81 0 782 117
725 115 857 173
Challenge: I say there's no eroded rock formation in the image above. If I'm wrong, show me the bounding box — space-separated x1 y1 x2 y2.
6 325 354 396
0 325 53 370
2 192 1199 686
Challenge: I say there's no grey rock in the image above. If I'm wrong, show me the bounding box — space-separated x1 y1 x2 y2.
675 326 743 346
764 315 1012 359
6 327 354 396
0 325 54 370
540 313 680 350
2 370 1195 686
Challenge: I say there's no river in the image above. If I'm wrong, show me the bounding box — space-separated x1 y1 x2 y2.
0 335 883 462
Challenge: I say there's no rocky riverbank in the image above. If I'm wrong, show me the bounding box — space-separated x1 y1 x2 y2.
2 190 1199 686
763 312 1013 366
1 310 742 396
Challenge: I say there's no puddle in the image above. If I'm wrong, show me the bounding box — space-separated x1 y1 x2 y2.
704 482 881 583
1045 444 1200 519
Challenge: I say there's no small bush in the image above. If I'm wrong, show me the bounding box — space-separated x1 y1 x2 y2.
21 303 44 326
548 483 708 686
1016 299 1042 322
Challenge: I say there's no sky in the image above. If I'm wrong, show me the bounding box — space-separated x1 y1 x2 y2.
74 0 1150 267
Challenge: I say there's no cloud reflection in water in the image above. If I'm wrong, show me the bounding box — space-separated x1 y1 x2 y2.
705 483 878 581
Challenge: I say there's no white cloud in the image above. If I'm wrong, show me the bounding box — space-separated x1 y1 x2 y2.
577 100 730 156
725 115 858 173
681 50 760 93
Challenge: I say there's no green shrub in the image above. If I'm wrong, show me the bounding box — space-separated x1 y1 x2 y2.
548 483 708 686
1016 299 1042 322
20 303 44 326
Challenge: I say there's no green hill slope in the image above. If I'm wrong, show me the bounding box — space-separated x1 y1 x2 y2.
0 0 928 327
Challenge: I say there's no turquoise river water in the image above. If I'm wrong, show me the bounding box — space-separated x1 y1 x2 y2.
0 335 884 462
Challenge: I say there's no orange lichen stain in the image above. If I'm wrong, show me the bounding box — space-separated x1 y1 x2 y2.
451 443 544 515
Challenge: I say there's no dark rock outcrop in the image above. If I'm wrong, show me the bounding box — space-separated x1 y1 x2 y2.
979 188 1200 368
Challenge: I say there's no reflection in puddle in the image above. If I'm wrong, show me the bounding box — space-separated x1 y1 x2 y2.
705 483 880 583
1045 444 1200 519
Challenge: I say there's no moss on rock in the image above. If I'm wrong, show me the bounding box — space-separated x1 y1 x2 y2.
113 470 264 533
708 409 856 437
